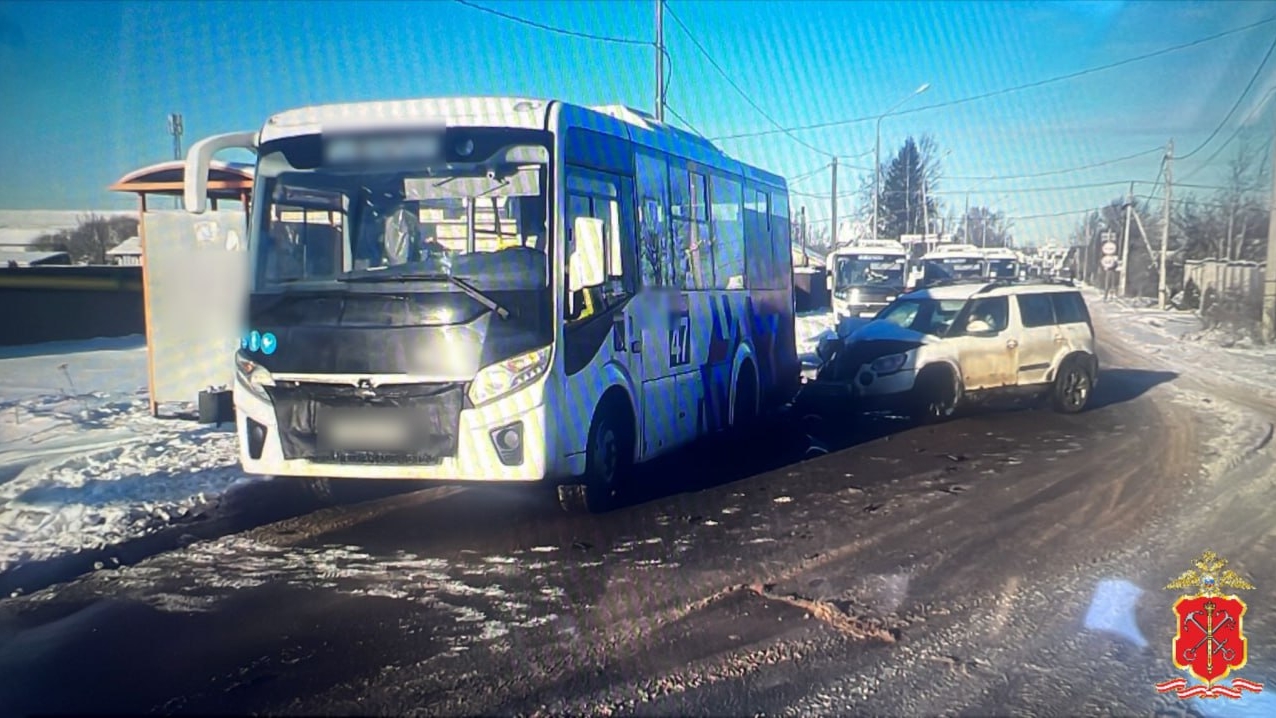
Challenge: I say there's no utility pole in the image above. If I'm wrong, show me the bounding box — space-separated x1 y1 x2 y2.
1120 182 1133 297
964 192 970 244
800 206 808 267
1263 114 1276 341
1159 140 1173 309
654 0 664 122
921 179 929 244
830 157 839 248
168 113 184 209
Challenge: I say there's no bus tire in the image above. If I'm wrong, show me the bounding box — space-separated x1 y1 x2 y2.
731 363 759 440
558 394 633 514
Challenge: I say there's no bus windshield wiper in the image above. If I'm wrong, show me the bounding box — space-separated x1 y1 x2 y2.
338 271 510 319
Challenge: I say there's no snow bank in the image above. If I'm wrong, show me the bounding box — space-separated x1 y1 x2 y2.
796 310 837 372
0 336 255 575
1092 290 1276 394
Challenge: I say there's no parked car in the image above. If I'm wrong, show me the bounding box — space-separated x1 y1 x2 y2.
804 279 1098 421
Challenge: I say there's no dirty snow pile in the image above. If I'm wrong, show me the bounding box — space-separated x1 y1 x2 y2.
0 336 255 574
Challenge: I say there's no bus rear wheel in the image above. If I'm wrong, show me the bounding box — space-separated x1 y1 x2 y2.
558 401 633 514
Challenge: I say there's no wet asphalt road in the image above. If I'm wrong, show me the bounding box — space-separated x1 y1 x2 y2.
3 307 1276 717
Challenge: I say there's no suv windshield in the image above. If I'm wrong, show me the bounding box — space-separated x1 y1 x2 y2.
876 297 968 336
254 158 549 293
834 255 906 290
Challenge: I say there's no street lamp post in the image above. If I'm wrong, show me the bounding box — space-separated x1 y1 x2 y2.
873 83 930 242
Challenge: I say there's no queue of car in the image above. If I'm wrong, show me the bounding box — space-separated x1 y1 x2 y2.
804 242 1097 421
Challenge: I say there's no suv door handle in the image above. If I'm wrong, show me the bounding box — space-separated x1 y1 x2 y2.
631 340 643 353
1006 339 1019 349
1054 335 1066 343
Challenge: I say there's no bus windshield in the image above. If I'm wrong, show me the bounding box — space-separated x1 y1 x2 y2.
254 160 550 293
834 255 906 290
987 258 1018 278
924 256 985 280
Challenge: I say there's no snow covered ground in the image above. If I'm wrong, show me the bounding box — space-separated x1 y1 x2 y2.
0 336 254 576
1088 288 1276 398
795 309 838 376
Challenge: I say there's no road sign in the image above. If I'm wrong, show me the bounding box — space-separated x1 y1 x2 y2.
1101 255 1119 271
1102 240 1119 255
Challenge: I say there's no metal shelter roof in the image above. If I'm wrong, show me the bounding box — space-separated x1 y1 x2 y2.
109 160 254 200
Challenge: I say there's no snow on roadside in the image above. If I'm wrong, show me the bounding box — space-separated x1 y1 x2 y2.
1087 288 1276 398
795 310 837 372
0 336 255 576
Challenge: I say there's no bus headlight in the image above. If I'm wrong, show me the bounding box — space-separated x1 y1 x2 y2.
469 346 551 406
234 352 275 401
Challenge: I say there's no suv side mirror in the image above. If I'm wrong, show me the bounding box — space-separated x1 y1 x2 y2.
569 216 606 293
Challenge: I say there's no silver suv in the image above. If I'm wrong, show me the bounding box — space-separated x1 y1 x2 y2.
807 279 1099 421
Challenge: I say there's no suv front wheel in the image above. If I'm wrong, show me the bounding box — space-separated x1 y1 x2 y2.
910 366 960 424
1051 357 1094 414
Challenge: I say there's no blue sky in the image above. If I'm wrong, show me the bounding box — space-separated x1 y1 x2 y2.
1 0 1274 245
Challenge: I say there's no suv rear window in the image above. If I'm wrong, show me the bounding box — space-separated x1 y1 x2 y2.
1017 294 1056 328
1051 291 1090 325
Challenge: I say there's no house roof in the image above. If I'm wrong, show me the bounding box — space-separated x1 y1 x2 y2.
106 236 142 256
0 250 72 266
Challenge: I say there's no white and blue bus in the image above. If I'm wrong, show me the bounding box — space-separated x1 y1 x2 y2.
184 97 798 513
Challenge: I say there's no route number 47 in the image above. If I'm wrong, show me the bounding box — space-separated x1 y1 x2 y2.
669 314 691 367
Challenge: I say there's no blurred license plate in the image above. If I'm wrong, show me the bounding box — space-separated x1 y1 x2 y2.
319 409 414 451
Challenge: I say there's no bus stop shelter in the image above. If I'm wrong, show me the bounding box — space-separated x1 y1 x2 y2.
110 160 255 417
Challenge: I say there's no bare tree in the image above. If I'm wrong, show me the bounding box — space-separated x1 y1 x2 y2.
32 213 138 264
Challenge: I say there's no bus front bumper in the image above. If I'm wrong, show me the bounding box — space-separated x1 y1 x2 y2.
234 381 549 482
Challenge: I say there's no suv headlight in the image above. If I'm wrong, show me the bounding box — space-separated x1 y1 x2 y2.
469 346 551 406
869 352 907 374
235 351 274 401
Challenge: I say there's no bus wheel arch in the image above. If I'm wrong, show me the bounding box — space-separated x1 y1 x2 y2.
558 385 635 514
731 358 759 431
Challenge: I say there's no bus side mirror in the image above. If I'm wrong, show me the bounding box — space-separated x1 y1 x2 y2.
825 274 833 291
183 131 258 214
568 216 606 292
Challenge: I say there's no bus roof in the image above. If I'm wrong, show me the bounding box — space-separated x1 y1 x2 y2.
922 243 984 258
257 96 786 189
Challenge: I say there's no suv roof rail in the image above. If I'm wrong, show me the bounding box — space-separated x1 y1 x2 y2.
975 276 1077 294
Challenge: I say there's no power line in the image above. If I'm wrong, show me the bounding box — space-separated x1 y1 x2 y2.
451 0 650 45
788 164 832 184
713 14 1276 142
1177 35 1276 161
664 105 706 136
663 3 835 157
947 147 1164 182
1178 85 1276 182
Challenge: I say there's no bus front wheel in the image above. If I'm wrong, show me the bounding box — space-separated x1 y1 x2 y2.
558 399 633 514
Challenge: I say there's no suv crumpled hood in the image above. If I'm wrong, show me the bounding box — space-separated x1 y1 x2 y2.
847 319 936 345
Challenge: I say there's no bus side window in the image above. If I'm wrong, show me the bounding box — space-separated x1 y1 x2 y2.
686 171 715 290
636 150 669 288
709 174 745 289
769 192 791 289
564 169 634 322
668 161 691 290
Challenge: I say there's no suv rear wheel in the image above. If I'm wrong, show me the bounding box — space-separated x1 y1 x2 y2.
1051 356 1094 414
